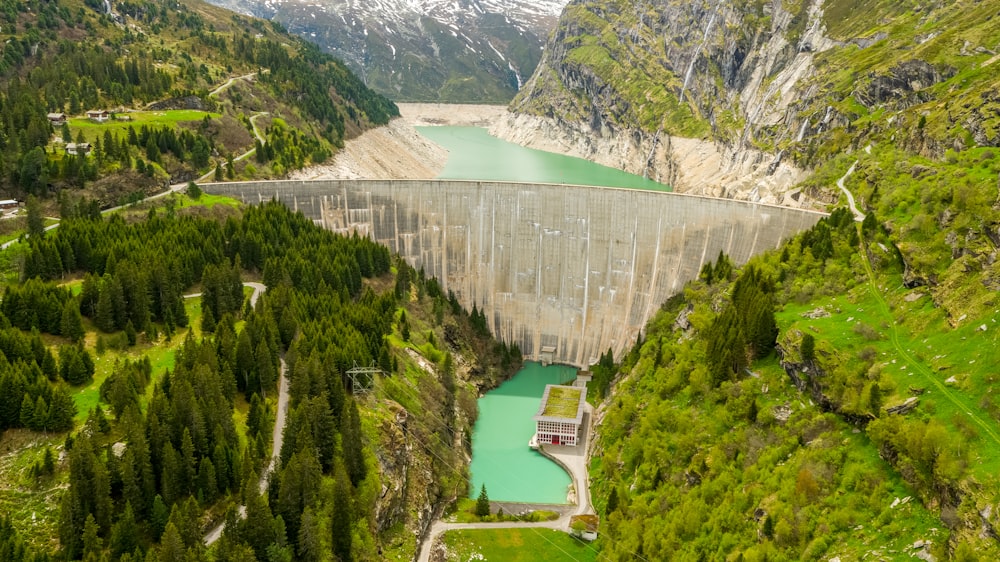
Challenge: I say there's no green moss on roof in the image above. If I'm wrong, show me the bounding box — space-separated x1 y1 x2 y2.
542 386 583 418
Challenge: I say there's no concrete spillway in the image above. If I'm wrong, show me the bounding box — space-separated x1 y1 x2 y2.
203 180 825 368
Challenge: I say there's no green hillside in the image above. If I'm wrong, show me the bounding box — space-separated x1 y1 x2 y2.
0 0 397 207
506 0 1000 558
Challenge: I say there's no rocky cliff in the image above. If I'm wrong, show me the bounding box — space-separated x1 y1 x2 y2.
495 0 1000 205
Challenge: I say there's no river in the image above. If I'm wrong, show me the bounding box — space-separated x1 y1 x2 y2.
416 126 671 190
468 362 578 504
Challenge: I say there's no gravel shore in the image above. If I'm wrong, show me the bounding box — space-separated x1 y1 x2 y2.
290 103 507 181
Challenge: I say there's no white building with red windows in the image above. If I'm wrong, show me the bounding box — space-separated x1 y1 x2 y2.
532 384 586 447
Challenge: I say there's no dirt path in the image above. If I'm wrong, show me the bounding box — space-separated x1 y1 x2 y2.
837 160 865 222
202 282 292 545
209 71 261 98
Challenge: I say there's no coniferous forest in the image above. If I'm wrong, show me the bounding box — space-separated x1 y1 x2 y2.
0 197 515 561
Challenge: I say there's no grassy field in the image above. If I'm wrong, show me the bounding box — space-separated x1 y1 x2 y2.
66 110 221 142
441 528 599 562
776 237 1000 479
177 192 242 210
71 295 203 424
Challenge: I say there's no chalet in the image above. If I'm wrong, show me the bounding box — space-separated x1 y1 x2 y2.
66 142 92 155
532 384 587 447
0 199 19 211
47 113 67 125
86 110 110 122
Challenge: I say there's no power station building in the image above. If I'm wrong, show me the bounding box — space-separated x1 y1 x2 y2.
533 385 587 447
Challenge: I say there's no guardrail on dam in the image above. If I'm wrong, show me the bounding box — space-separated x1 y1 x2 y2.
202 180 826 368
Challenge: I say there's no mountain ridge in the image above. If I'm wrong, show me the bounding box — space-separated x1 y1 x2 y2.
206 0 569 102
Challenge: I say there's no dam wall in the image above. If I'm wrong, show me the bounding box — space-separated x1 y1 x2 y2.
202 180 825 368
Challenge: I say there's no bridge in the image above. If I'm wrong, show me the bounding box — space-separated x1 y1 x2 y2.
202 180 825 368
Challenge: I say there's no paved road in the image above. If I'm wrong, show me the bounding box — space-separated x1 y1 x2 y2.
2 72 273 251
200 282 291 545
209 71 261 98
416 404 596 562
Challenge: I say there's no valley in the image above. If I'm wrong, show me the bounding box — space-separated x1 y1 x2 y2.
0 0 999 561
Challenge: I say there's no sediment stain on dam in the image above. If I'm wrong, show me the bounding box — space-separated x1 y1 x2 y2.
203 180 826 367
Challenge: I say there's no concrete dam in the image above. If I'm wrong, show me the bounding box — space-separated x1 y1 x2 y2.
202 180 825 368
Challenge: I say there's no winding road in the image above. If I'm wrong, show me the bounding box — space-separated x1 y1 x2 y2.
416 404 596 562
196 282 292 545
837 161 865 222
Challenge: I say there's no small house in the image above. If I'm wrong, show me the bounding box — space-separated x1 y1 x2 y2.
0 199 19 211
86 110 110 122
66 142 92 155
47 113 67 125
569 514 599 541
533 384 587 447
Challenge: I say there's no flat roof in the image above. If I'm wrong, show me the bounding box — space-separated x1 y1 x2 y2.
533 384 586 424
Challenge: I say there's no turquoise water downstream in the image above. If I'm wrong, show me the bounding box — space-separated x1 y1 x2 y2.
416 126 671 191
468 362 577 504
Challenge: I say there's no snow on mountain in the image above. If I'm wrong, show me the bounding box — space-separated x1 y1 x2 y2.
206 0 568 102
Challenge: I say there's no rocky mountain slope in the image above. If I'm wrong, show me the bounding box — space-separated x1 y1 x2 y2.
495 0 1000 205
205 0 568 102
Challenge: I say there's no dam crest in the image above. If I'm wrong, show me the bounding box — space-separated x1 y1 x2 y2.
202 180 825 368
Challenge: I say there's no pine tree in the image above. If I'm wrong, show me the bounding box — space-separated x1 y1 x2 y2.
109 502 139 560
95 285 115 333
159 522 186 562
61 299 85 343
330 471 353 562
26 195 44 239
801 333 815 362
81 513 102 561
297 506 321 562
606 486 619 514
341 398 365 486
475 484 490 517
150 495 169 540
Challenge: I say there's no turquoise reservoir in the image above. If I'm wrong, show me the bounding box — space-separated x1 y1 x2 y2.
416 126 671 191
468 362 578 504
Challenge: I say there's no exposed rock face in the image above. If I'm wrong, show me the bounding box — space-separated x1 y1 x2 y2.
205 0 567 102
490 0 839 205
858 60 953 110
490 110 807 206
496 0 992 204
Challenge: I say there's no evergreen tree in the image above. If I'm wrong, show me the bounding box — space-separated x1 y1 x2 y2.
81 513 102 562
475 484 490 517
60 299 85 343
48 384 76 431
95 284 115 333
109 502 139 560
159 522 186 562
801 333 816 362
330 471 353 562
150 495 169 541
341 398 365 486
297 506 321 562
26 195 45 239
606 486 619 514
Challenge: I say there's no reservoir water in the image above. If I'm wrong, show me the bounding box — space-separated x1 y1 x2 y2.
416 126 671 191
468 362 578 504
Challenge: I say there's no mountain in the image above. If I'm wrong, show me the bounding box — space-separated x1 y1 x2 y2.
204 0 568 102
499 0 1000 558
495 0 1000 204
0 0 397 205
